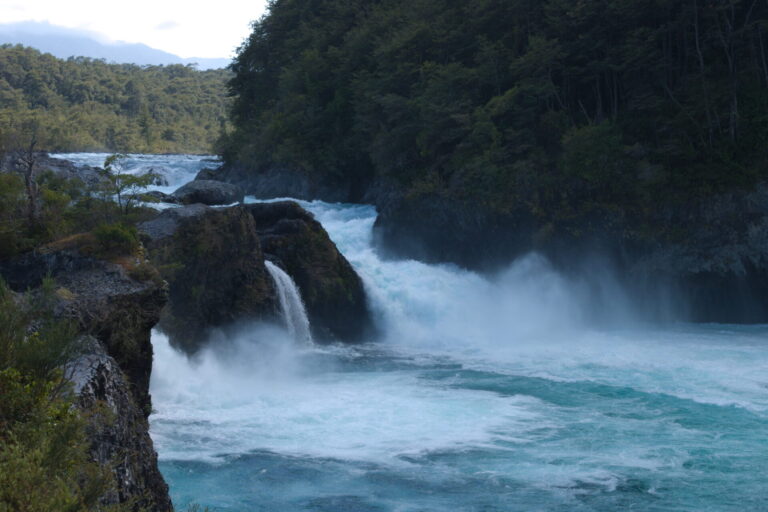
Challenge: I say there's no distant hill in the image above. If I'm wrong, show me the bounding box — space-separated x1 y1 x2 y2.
0 45 231 154
0 21 229 70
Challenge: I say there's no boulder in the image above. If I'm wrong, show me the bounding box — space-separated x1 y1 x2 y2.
214 161 368 202
139 204 276 352
246 201 373 342
171 179 244 205
194 167 219 180
0 150 105 187
133 190 181 205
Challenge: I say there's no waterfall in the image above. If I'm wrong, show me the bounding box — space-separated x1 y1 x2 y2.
264 260 313 344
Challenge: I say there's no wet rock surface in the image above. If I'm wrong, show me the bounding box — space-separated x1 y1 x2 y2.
0 150 104 187
140 204 276 353
171 179 244 205
247 201 373 342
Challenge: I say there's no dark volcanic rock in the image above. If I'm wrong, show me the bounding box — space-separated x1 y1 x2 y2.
215 162 369 202
372 181 768 323
374 192 536 272
70 337 172 511
628 182 768 322
246 201 373 342
171 179 244 205
140 204 276 352
0 246 172 511
194 167 219 180
0 150 104 187
135 190 181 204
0 247 167 414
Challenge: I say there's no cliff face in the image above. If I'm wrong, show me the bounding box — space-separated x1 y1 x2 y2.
140 204 277 353
0 247 167 414
0 247 172 511
140 202 374 351
209 161 768 323
70 337 173 511
247 201 373 342
373 181 768 323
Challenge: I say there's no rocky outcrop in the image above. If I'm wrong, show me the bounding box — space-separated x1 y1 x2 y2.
627 183 768 322
373 191 537 271
194 167 219 180
139 204 276 352
372 181 768 323
247 201 373 342
138 201 373 349
139 190 181 204
171 179 244 205
211 162 368 202
0 246 166 414
0 150 104 187
70 337 172 512
0 245 172 511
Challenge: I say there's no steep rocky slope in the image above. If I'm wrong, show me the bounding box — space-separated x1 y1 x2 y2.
0 245 172 511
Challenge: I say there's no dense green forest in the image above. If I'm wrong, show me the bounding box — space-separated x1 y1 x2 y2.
0 45 230 154
223 0 768 217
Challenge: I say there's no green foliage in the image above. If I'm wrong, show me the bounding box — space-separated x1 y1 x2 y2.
225 0 768 223
0 45 231 154
561 123 630 187
99 154 159 216
0 150 160 262
92 223 140 258
0 279 121 512
0 167 88 259
0 173 27 258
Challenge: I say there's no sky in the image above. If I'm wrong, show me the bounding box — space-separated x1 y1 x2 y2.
0 0 268 58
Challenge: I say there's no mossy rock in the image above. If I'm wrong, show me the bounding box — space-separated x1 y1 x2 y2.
247 201 373 342
140 204 276 352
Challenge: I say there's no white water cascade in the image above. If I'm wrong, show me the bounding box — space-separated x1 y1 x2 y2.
264 260 313 344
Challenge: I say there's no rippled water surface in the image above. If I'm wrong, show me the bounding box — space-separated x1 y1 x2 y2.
62 155 767 511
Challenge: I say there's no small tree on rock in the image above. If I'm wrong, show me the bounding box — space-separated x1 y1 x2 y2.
99 154 160 217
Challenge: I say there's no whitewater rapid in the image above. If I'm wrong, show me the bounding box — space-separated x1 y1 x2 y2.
51 152 218 195
150 198 768 511
63 154 766 510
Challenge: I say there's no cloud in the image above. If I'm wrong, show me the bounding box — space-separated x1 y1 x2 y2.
0 0 267 59
155 21 179 31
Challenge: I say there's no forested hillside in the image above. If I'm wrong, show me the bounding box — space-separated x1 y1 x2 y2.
0 45 230 154
223 0 768 215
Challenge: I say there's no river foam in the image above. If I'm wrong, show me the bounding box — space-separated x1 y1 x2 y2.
116 156 768 511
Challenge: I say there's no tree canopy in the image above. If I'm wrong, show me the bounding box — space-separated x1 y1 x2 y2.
0 45 230 154
224 0 768 217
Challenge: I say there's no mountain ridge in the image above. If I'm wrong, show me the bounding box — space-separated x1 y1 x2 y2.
0 21 229 69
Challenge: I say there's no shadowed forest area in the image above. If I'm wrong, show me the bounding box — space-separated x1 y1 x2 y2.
223 0 768 217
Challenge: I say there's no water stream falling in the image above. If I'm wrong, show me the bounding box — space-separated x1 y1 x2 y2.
264 260 313 345
64 154 767 512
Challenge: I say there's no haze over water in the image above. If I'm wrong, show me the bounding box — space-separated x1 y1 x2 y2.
68 155 768 511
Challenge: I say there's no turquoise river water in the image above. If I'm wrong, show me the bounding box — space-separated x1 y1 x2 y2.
58 154 768 512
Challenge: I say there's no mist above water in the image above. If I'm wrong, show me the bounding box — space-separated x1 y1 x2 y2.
142 171 768 510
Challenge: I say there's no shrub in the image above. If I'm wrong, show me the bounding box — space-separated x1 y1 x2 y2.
92 223 140 257
0 279 123 511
